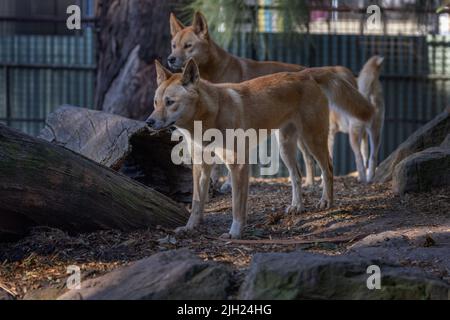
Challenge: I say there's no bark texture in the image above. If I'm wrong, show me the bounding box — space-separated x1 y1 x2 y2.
0 124 189 241
39 106 193 203
95 0 186 120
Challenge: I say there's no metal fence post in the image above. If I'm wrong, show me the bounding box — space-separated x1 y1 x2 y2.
3 65 10 127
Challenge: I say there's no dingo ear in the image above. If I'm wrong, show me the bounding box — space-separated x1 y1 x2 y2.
192 11 209 38
375 56 385 67
181 59 200 87
155 60 173 86
170 13 185 37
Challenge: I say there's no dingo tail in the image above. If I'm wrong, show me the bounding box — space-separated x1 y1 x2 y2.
358 56 384 99
308 67 375 123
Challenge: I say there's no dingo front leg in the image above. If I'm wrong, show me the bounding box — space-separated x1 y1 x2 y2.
220 164 250 239
176 163 212 234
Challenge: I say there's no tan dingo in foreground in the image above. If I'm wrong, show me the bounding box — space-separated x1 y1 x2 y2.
168 11 375 189
146 59 374 239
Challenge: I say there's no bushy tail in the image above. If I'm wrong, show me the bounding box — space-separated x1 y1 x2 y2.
358 56 384 99
307 67 375 123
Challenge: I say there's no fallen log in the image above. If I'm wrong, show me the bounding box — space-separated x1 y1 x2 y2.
39 106 192 203
0 124 189 241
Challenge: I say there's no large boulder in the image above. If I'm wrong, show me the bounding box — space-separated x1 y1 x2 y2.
374 108 450 183
349 229 450 279
392 145 450 195
239 250 449 300
58 250 231 300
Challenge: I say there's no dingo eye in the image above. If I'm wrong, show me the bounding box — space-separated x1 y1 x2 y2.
165 98 175 107
184 43 192 49
172 44 176 49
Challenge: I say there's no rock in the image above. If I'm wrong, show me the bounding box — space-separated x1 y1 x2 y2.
374 108 450 183
392 146 450 195
239 251 449 300
0 288 14 300
349 229 450 278
350 229 450 250
39 106 192 202
23 287 65 300
58 250 231 300
349 231 412 248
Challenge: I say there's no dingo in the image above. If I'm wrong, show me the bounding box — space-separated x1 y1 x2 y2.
146 59 374 239
168 11 376 189
304 56 385 183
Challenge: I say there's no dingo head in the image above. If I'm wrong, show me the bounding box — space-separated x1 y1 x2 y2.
167 12 210 70
146 59 200 131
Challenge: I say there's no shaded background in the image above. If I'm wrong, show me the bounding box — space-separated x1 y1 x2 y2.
0 0 449 176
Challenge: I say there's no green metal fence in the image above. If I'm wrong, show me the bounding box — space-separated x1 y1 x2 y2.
0 30 96 136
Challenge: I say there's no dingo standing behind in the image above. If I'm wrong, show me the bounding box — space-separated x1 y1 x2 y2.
146 59 374 239
309 56 385 183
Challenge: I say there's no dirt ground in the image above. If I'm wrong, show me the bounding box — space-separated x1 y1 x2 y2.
1 175 449 299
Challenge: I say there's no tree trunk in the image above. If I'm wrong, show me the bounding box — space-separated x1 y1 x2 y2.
95 0 186 120
90 0 194 201
0 124 189 242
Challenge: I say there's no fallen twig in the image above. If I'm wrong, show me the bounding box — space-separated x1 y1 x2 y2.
0 282 17 297
205 206 232 213
215 234 367 246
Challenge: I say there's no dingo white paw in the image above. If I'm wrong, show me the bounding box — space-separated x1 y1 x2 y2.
316 199 331 210
302 180 314 188
174 226 192 234
219 232 242 240
285 205 305 215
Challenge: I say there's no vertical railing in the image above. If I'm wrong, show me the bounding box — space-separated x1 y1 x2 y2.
3 65 10 127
